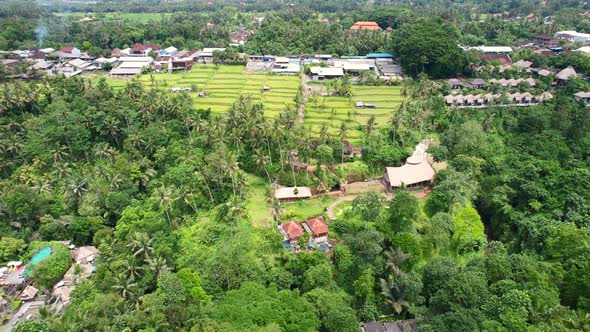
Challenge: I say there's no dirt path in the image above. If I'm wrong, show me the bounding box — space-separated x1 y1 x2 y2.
327 195 358 220
298 74 310 124
326 185 432 220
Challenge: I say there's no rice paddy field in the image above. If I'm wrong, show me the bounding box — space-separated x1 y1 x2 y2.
104 66 403 143
304 85 403 144
106 65 300 117
54 12 174 23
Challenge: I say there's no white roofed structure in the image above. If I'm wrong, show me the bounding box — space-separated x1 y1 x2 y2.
274 187 312 201
471 46 513 54
384 143 436 190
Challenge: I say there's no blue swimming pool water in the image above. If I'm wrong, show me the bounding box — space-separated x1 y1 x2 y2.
30 246 52 265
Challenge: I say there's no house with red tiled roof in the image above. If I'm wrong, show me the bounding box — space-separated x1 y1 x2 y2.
480 53 512 66
59 46 81 57
278 221 304 244
386 26 393 31
130 43 159 57
350 21 382 31
304 217 329 241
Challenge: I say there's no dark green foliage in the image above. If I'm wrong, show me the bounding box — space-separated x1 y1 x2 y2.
393 18 467 78
13 320 52 332
211 282 320 332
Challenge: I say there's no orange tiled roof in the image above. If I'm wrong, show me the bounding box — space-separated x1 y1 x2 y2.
282 221 304 239
306 217 328 236
350 21 382 31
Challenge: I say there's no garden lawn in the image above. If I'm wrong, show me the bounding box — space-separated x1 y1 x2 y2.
304 85 403 144
244 175 273 228
281 195 339 221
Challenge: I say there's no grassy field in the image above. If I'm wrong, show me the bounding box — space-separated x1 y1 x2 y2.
55 12 173 23
281 195 338 221
106 65 300 116
304 85 403 144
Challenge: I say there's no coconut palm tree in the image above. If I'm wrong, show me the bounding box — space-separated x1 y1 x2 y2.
379 275 410 316
147 255 169 280
112 273 137 299
126 232 154 260
156 185 178 225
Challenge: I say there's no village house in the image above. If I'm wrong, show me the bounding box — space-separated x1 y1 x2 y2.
58 46 81 58
350 21 382 31
303 217 329 248
68 58 97 71
158 46 178 57
272 56 301 74
274 187 312 201
480 53 513 66
471 46 513 54
384 143 436 191
18 285 38 302
110 56 153 76
447 78 487 90
129 43 159 57
574 91 590 106
49 246 98 313
309 66 344 80
197 47 226 63
342 62 374 76
554 30 590 42
535 34 554 46
512 59 534 69
278 221 304 246
555 66 577 86
230 28 252 46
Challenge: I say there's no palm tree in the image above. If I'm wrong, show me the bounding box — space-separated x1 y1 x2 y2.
124 260 144 280
379 275 410 316
31 179 52 196
112 273 137 299
255 149 272 184
126 231 154 260
147 255 169 280
384 248 410 277
50 145 70 163
156 185 178 225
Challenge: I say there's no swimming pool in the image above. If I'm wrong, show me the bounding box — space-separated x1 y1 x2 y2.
23 246 52 277
30 246 52 265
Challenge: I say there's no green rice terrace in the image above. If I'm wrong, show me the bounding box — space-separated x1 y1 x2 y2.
106 65 300 117
305 85 404 144
106 65 404 143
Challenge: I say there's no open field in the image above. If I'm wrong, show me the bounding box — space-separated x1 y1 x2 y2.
54 12 174 22
304 85 403 144
106 65 300 116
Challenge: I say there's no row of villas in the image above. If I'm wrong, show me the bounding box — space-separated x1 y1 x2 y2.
445 92 553 108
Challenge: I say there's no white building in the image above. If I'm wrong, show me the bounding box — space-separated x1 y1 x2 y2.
554 31 590 42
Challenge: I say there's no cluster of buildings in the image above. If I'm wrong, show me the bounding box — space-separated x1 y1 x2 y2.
444 92 553 108
0 244 97 330
278 217 331 252
0 43 233 77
